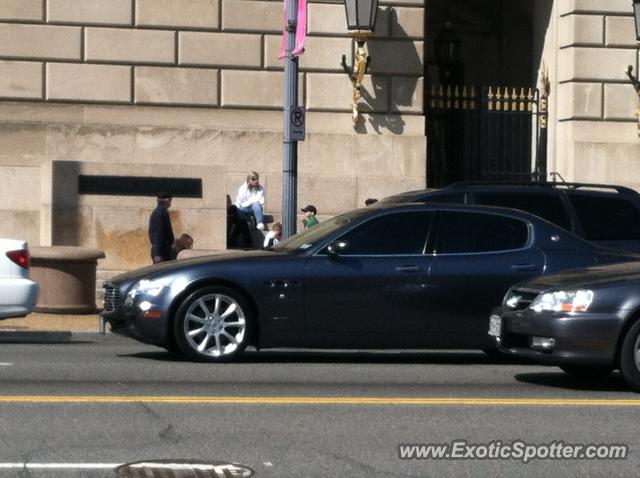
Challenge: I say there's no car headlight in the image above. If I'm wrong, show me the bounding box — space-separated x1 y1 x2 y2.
128 278 172 298
530 290 594 313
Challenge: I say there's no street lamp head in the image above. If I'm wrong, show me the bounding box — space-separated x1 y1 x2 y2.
434 21 462 85
344 0 379 31
434 22 461 68
634 0 640 41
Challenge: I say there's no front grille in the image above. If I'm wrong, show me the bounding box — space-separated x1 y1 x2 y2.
103 285 120 312
504 289 540 311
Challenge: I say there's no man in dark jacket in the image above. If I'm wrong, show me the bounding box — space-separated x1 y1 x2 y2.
148 192 174 263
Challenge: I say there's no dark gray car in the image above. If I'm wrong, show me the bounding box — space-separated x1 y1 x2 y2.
380 181 640 253
490 261 640 391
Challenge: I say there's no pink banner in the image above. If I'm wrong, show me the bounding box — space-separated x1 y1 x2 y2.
278 0 307 59
293 0 307 57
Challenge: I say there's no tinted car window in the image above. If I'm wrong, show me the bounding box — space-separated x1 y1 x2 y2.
568 194 640 240
472 191 572 230
335 211 433 255
436 211 529 254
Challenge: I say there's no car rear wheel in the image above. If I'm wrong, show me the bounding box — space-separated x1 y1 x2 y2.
619 320 640 391
559 364 612 380
174 286 252 362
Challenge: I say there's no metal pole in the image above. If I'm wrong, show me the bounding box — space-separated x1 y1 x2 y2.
282 0 299 238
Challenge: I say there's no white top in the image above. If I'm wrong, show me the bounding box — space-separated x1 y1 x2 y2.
235 182 265 208
263 231 280 248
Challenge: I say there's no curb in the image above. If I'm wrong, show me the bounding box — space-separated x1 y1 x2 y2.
0 330 105 343
0 330 73 343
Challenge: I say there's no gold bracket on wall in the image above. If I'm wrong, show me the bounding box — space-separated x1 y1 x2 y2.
626 65 640 137
539 62 550 129
341 31 371 124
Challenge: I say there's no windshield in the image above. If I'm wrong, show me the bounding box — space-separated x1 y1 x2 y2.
274 209 370 252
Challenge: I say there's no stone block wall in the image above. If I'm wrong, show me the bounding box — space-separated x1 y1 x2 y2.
554 0 640 186
0 0 426 271
0 0 424 113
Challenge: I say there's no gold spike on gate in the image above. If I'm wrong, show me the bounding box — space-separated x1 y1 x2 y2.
446 85 452 108
526 88 533 111
496 87 503 111
511 87 518 111
469 86 476 110
462 86 468 110
487 86 494 111
503 88 510 112
453 85 460 109
438 85 444 108
519 87 526 111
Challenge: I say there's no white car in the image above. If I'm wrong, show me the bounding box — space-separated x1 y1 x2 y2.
0 239 38 319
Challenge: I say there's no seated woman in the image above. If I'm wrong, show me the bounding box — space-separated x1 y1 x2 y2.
235 171 266 231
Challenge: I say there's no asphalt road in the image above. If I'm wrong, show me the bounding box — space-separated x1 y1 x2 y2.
0 333 637 477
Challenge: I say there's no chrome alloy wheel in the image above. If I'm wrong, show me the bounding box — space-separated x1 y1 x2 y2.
183 293 247 358
634 334 640 371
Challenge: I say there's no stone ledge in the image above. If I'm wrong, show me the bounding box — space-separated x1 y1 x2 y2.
31 246 105 262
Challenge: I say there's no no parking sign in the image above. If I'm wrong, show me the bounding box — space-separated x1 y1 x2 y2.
289 106 305 141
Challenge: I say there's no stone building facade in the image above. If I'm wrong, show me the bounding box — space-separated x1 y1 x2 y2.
0 0 638 275
552 0 639 187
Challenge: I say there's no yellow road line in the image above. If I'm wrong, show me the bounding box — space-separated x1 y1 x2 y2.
0 396 637 406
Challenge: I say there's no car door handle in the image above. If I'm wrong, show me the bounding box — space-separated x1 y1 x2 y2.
395 265 420 273
511 264 537 271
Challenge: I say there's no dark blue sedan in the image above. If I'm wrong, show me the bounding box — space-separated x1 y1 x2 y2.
101 203 638 362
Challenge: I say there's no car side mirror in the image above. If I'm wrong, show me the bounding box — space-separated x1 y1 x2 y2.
326 241 349 257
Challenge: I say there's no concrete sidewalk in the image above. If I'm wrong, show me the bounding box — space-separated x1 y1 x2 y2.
0 313 102 338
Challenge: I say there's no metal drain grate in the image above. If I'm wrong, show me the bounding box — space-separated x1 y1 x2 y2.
114 460 254 478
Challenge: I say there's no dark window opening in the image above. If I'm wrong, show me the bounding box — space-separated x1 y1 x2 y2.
78 175 203 198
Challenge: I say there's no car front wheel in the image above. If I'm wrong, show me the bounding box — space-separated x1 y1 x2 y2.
619 319 640 392
174 286 253 362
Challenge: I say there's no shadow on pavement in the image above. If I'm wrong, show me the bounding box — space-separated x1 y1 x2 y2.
515 371 631 393
123 349 536 365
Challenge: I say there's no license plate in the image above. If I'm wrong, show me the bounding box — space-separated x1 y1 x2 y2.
488 314 502 337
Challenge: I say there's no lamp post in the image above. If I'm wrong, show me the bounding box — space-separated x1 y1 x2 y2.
282 0 299 238
342 0 379 123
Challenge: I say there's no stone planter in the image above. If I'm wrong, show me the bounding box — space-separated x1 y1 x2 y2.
30 246 105 314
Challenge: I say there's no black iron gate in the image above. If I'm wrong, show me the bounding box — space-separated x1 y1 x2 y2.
426 84 548 187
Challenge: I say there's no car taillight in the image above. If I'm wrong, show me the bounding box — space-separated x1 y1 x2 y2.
6 249 29 269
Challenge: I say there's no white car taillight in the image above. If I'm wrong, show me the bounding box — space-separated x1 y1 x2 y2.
6 249 30 269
